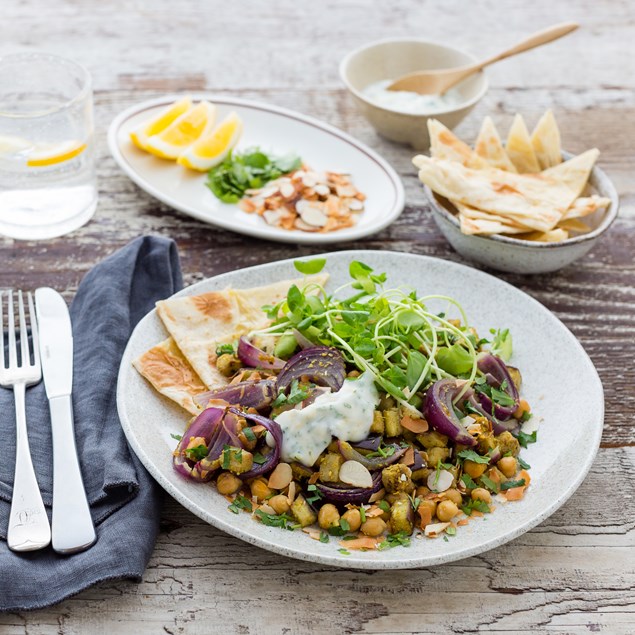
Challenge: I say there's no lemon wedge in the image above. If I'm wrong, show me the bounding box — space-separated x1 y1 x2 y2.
177 111 243 171
130 97 192 151
144 101 216 160
26 140 87 167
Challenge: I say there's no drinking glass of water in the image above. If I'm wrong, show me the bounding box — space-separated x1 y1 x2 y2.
0 52 98 240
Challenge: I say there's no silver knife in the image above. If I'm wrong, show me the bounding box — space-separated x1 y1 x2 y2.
35 288 96 554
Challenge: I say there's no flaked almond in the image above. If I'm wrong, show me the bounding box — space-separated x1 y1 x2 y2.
335 184 357 197
427 469 453 493
424 521 451 537
299 206 328 227
368 488 385 503
401 414 429 434
280 183 295 198
268 462 293 490
314 183 330 197
302 173 317 188
258 503 276 515
260 186 279 198
286 480 297 504
339 460 373 488
263 210 282 226
294 217 320 232
348 198 364 211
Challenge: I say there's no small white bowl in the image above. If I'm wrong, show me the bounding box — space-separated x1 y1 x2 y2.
340 37 488 150
425 154 619 274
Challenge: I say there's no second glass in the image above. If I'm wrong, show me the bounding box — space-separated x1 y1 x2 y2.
0 52 98 240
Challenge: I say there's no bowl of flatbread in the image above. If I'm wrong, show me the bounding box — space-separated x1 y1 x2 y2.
413 111 619 274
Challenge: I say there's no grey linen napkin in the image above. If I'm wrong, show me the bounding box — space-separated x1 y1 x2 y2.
0 235 182 611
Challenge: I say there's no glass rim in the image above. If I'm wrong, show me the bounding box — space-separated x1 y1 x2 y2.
0 52 92 118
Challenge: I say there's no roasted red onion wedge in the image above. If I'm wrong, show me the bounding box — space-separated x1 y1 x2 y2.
193 379 277 411
276 346 346 394
237 336 286 370
315 471 383 504
338 440 407 470
229 408 283 479
475 353 520 420
423 379 477 447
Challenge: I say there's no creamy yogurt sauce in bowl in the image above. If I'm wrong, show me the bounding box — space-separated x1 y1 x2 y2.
362 79 464 115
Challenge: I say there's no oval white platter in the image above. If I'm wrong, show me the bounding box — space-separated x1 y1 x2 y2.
117 250 604 569
108 95 405 244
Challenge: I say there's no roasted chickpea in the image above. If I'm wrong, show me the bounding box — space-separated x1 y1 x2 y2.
341 508 362 532
318 504 341 529
360 517 387 537
436 500 459 522
463 459 487 479
250 478 273 502
417 499 437 526
216 472 242 496
497 456 518 478
471 488 492 504
444 488 463 505
269 494 291 515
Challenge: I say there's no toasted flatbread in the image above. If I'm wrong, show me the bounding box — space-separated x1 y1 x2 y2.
542 149 600 198
521 228 569 242
154 274 328 388
459 213 530 236
562 195 611 220
506 114 541 173
475 117 517 173
427 119 489 169
415 156 573 231
531 110 562 169
133 338 206 414
453 201 529 228
556 218 591 233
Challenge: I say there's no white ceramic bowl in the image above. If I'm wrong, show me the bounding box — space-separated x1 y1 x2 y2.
339 38 488 150
425 154 619 274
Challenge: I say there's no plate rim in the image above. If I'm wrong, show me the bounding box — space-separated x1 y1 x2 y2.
107 94 405 245
117 249 604 569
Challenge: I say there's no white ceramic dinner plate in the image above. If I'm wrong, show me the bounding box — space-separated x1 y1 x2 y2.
108 95 404 244
117 251 604 569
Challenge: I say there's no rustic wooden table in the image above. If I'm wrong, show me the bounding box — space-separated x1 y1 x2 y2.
1 1 634 633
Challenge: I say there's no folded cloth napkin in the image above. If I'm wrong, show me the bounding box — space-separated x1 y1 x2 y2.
0 235 182 612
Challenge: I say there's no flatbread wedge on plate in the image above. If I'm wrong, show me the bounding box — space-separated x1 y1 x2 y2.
134 274 328 413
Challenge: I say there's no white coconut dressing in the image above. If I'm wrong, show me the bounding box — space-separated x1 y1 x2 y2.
273 372 380 466
362 79 464 115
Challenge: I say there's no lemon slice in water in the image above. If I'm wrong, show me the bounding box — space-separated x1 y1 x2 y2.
177 111 243 171
144 101 216 160
27 140 87 167
130 97 192 151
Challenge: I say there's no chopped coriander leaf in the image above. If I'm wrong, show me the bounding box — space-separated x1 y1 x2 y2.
254 510 296 530
478 474 500 493
518 456 531 470
252 452 267 465
445 526 457 536
228 495 253 514
461 499 491 515
294 258 326 275
342 535 358 541
520 410 533 422
443 535 449 542
207 148 302 203
378 500 390 513
319 531 329 543
338 548 351 555
215 343 235 356
339 518 350 532
500 479 526 491
460 473 478 489
185 444 208 462
518 430 538 448
359 506 367 523
286 379 312 405
458 449 490 464
306 483 323 505
170 433 182 441
378 532 411 550
243 427 257 443
409 495 421 511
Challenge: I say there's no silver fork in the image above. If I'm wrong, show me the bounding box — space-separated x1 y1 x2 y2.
0 291 51 551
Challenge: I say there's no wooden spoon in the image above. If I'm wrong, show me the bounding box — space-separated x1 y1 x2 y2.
387 22 579 95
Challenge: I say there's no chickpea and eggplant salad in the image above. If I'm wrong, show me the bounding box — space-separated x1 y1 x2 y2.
172 259 536 551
